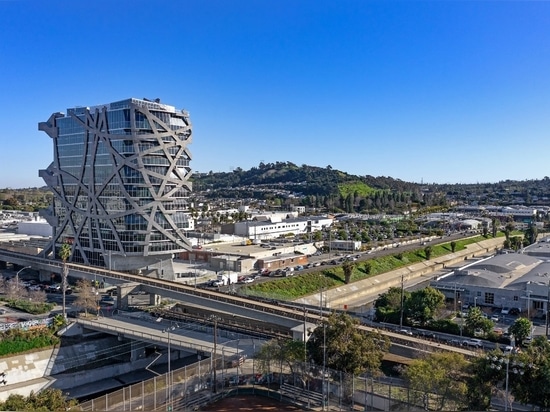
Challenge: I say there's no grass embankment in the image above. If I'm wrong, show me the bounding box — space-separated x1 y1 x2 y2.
242 235 498 301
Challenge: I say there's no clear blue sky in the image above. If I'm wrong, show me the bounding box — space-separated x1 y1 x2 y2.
1 0 549 188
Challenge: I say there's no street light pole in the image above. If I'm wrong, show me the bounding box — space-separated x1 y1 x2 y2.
15 266 31 287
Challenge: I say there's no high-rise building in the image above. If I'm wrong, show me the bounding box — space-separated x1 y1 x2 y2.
39 98 193 279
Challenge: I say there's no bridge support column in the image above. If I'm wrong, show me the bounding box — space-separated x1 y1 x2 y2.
150 293 161 306
130 340 145 362
0 260 6 270
38 270 53 282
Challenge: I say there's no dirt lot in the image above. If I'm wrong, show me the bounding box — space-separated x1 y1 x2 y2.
198 395 303 411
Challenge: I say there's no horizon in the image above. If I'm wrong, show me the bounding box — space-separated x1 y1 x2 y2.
1 159 548 191
1 1 549 188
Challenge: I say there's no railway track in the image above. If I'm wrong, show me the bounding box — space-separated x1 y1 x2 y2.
1 248 480 359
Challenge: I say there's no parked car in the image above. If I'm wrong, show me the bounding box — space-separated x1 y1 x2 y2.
462 338 483 348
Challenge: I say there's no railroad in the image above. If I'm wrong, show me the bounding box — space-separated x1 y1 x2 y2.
1 247 480 359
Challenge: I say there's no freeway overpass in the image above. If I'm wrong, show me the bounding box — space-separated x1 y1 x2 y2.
0 247 481 361
0 248 310 339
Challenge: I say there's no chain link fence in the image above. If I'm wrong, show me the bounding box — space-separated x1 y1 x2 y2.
78 338 453 411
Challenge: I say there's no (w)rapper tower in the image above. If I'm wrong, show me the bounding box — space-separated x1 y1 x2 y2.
39 98 193 280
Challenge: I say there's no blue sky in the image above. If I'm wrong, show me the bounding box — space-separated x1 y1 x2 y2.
1 0 549 188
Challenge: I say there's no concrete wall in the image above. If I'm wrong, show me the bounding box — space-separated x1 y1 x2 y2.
0 348 54 401
297 237 504 309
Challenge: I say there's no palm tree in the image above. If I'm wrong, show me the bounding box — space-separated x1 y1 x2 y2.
59 242 71 320
342 260 355 284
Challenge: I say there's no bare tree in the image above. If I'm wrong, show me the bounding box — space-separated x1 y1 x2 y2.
27 289 47 304
4 279 24 301
73 279 98 317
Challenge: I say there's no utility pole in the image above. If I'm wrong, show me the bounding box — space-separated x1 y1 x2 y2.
210 315 221 393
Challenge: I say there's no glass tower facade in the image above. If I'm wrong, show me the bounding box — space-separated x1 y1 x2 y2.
39 98 193 274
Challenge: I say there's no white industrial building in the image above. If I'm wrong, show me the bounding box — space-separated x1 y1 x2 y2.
234 216 333 240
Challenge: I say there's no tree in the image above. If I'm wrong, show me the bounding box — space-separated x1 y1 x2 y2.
404 352 469 411
374 286 411 324
58 241 72 320
342 260 355 284
0 388 77 411
27 289 47 304
510 336 550 409
509 317 532 345
525 222 538 245
73 279 98 317
450 241 457 253
491 218 499 238
467 351 504 410
464 307 494 337
505 222 515 241
307 312 390 376
4 278 24 301
255 339 306 378
405 287 445 326
424 245 433 260
362 261 372 275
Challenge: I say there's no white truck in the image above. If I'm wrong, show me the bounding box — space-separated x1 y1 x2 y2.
216 272 239 286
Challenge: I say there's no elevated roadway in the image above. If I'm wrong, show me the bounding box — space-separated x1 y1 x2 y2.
0 248 482 361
